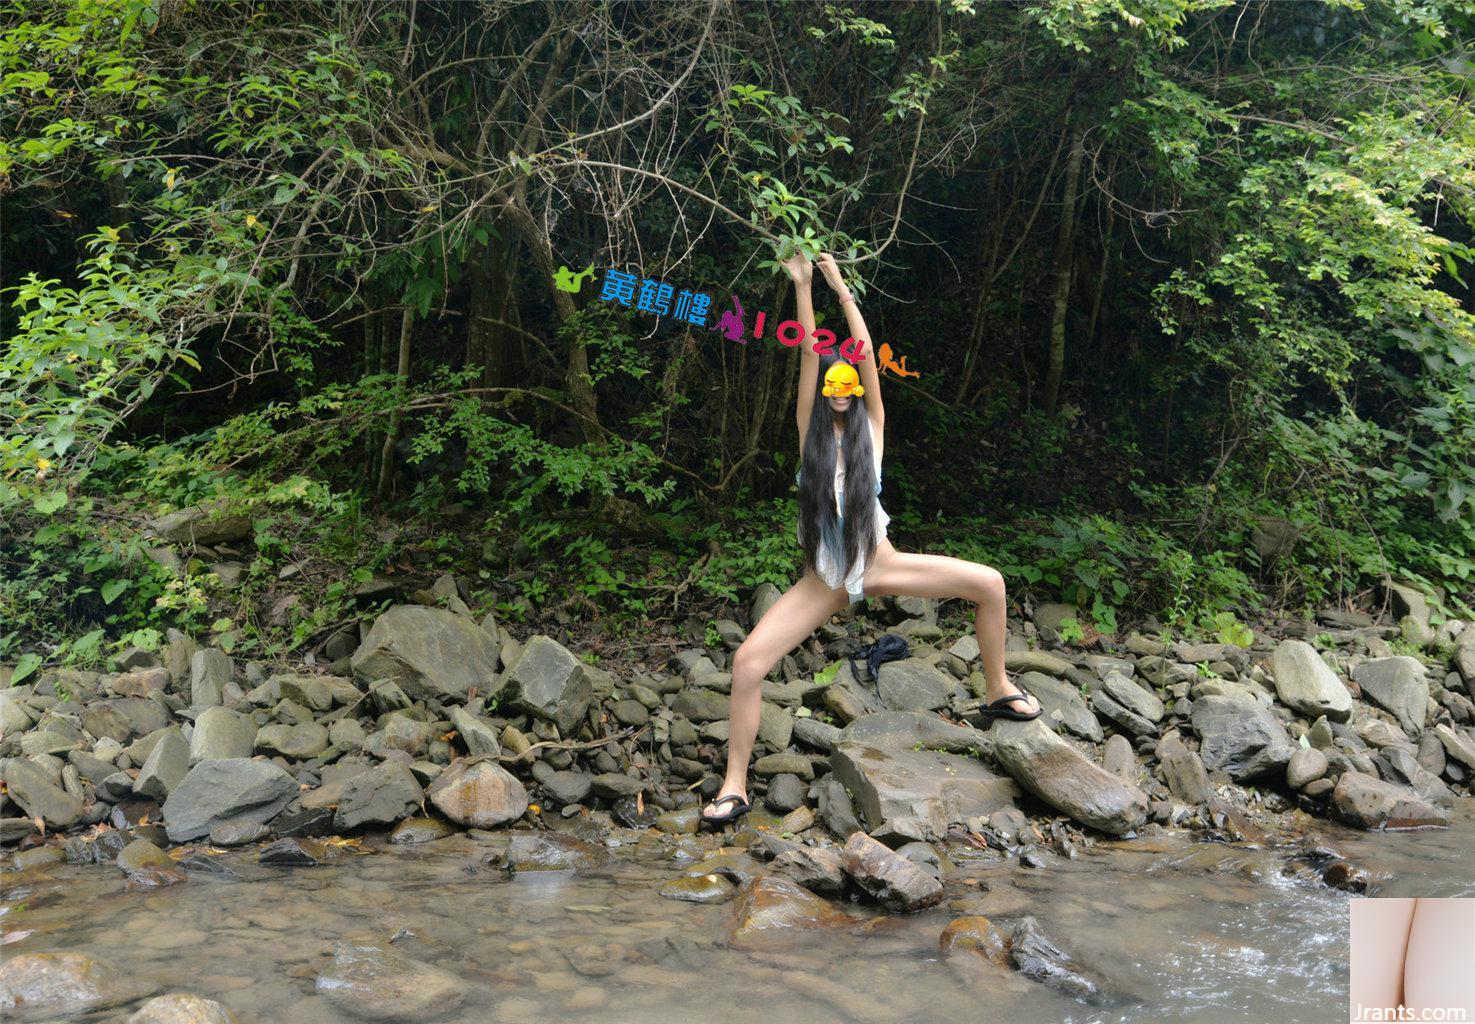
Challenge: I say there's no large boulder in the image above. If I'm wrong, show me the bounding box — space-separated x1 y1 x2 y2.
727 875 859 950
500 635 592 735
161 758 298 842
1188 694 1297 781
426 757 528 828
837 711 991 756
350 605 502 704
1329 771 1450 830
988 718 1149 835
873 659 954 712
830 740 1019 845
0 952 153 1020
1270 639 1353 722
1351 657 1428 737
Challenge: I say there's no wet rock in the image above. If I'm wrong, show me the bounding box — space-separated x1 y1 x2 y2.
204 819 266 846
654 806 701 834
0 757 84 828
939 915 1012 968
989 719 1149 835
841 831 943 912
125 992 238 1023
727 875 859 949
1271 639 1353 722
389 817 456 844
426 757 529 828
1329 771 1451 829
350 605 502 704
831 741 1019 844
874 658 954 712
162 758 298 842
335 762 424 830
255 722 329 761
1188 694 1296 781
118 837 174 873
769 845 846 898
0 951 154 1020
1286 747 1329 790
188 707 255 763
259 837 330 866
315 939 467 1021
660 872 737 904
504 831 610 871
135 727 190 800
500 634 592 734
1009 915 1139 1007
1351 657 1429 737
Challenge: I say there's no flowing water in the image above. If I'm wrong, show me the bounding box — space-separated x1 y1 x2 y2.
5 799 1474 1024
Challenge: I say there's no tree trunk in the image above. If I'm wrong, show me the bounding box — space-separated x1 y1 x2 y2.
1043 121 1086 418
376 307 414 502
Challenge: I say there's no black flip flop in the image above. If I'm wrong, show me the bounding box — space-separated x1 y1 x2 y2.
699 793 751 826
975 692 1043 722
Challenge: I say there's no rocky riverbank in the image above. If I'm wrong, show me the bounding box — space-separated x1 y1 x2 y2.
3 577 1473 1020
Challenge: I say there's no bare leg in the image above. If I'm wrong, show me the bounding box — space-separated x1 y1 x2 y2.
1348 897 1416 1019
1402 897 1475 1016
861 539 1041 714
702 571 849 818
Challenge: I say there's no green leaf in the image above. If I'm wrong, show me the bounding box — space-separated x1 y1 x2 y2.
11 652 43 685
100 578 130 604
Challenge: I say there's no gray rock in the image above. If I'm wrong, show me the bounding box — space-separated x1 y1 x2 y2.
189 707 256 763
315 940 466 1021
334 762 424 830
350 605 502 703
671 687 727 722
988 719 1149 835
1329 771 1450 829
255 722 330 761
838 711 991 756
134 727 190 800
765 773 808 812
1352 657 1429 737
1271 640 1353 722
1189 694 1297 781
542 770 593 805
1101 672 1165 723
1101 733 1138 782
830 740 1019 844
591 772 646 799
792 717 843 752
504 831 609 871
756 702 794 749
1159 749 1212 805
151 502 252 546
1004 673 1102 742
1433 723 1475 769
1286 747 1330 789
449 707 502 757
1091 692 1157 737
841 830 943 912
874 658 954 712
812 777 864 838
0 757 83 828
189 649 233 710
500 634 592 735
426 757 528 828
162 759 298 842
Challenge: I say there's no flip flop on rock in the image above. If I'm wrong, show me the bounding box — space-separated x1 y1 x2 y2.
975 692 1042 722
699 793 751 827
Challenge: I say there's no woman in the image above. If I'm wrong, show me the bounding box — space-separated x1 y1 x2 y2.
699 250 1042 827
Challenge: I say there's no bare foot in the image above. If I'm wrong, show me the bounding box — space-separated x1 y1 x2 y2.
701 786 749 820
985 673 1041 715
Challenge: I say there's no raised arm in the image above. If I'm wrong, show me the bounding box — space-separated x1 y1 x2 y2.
816 253 884 436
784 252 819 449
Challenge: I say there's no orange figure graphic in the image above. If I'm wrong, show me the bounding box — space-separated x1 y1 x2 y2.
878 342 920 379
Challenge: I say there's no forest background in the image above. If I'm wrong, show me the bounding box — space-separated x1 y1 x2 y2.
2 0 1473 682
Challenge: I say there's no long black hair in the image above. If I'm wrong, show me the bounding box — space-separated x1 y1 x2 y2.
798 352 879 582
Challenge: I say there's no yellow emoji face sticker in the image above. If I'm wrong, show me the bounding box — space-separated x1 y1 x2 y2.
822 362 864 398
